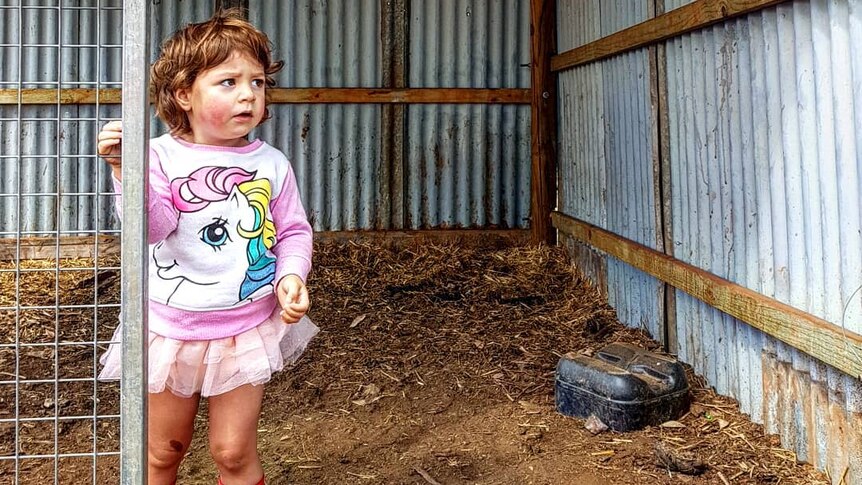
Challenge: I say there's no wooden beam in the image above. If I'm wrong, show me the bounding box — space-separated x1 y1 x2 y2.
650 0 677 353
0 88 123 105
267 88 531 104
529 0 558 245
0 88 531 106
0 235 120 261
1 229 530 261
551 0 788 72
315 229 530 246
379 0 409 230
551 211 862 379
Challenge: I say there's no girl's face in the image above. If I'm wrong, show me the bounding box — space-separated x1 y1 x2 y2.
175 52 267 147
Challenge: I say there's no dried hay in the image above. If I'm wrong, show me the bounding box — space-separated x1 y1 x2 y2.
0 238 829 484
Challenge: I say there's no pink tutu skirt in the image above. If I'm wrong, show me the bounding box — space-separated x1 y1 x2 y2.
98 308 319 398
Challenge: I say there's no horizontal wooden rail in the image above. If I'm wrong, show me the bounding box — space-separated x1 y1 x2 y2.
269 88 531 104
0 88 123 104
1 229 530 260
552 211 862 379
0 235 120 260
0 88 531 106
551 0 787 72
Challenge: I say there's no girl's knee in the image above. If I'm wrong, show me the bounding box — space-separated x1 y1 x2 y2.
149 438 189 471
209 441 258 473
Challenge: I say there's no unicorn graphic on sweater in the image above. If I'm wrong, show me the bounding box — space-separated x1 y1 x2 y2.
151 166 277 308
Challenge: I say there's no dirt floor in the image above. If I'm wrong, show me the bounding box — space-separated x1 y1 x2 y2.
0 237 830 484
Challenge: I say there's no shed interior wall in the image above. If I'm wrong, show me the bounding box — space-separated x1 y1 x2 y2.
554 0 862 482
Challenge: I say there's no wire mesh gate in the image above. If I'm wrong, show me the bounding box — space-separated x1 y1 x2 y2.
0 1 148 483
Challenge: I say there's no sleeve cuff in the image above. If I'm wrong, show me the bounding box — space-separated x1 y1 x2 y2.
276 255 312 284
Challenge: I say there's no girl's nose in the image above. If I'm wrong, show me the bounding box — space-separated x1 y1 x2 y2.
238 83 255 101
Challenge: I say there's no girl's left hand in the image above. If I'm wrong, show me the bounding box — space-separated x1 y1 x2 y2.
276 274 310 323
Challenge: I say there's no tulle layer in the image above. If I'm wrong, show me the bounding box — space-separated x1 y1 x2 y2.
98 309 319 398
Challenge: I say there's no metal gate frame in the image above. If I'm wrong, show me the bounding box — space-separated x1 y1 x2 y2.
119 1 148 483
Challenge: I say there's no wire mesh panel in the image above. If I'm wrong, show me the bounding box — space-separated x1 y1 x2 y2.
0 1 127 482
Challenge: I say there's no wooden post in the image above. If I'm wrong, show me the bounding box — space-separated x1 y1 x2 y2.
530 0 557 245
651 0 678 354
380 0 408 229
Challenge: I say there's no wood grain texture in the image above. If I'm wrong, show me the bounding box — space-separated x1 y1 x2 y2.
0 235 120 260
529 0 558 245
551 0 788 71
0 88 531 105
2 230 530 261
0 88 123 104
552 211 862 379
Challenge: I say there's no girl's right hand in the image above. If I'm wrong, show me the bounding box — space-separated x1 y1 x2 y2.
97 120 123 180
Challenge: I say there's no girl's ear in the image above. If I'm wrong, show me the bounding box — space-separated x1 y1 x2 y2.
174 88 192 112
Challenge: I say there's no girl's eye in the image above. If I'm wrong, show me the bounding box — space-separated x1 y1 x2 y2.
220 79 236 87
252 79 265 88
199 218 231 250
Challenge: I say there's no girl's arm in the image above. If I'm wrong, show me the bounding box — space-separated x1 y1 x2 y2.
107 147 179 243
270 163 313 284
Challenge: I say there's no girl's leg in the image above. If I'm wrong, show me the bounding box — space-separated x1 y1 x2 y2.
148 390 200 485
208 383 265 484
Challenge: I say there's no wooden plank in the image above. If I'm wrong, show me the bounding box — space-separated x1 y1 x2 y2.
2 229 529 260
650 0 677 353
0 236 120 260
379 0 409 229
0 88 123 105
529 0 558 245
267 88 531 104
316 229 530 247
0 88 531 106
551 211 862 379
551 0 788 72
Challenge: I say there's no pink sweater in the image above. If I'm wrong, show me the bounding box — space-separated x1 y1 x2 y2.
113 134 313 340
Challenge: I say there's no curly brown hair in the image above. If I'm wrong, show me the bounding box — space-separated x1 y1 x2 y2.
150 8 284 137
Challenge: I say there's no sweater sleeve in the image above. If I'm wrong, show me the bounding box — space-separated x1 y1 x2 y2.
270 162 313 283
111 148 179 243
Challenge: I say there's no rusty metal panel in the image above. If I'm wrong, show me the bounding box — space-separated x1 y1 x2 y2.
405 0 531 229
2 0 529 234
249 1 382 231
665 1 862 481
250 0 383 231
557 0 664 340
560 0 862 479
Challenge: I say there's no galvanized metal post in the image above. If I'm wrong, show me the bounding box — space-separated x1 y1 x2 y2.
120 0 150 483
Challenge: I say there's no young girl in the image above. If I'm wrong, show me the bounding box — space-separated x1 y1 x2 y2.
96 9 317 485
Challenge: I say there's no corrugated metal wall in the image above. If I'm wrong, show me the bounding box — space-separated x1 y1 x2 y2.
406 0 532 229
666 1 862 480
250 0 383 231
0 0 532 234
0 3 122 238
557 0 862 481
557 0 665 341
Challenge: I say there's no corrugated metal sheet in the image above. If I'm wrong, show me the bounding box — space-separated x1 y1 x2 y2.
406 0 531 229
559 0 862 480
0 3 123 237
664 0 696 10
249 0 383 231
1 1 532 233
666 2 862 480
557 0 664 340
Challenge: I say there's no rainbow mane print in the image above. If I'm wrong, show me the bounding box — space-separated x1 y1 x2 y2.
169 166 277 302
